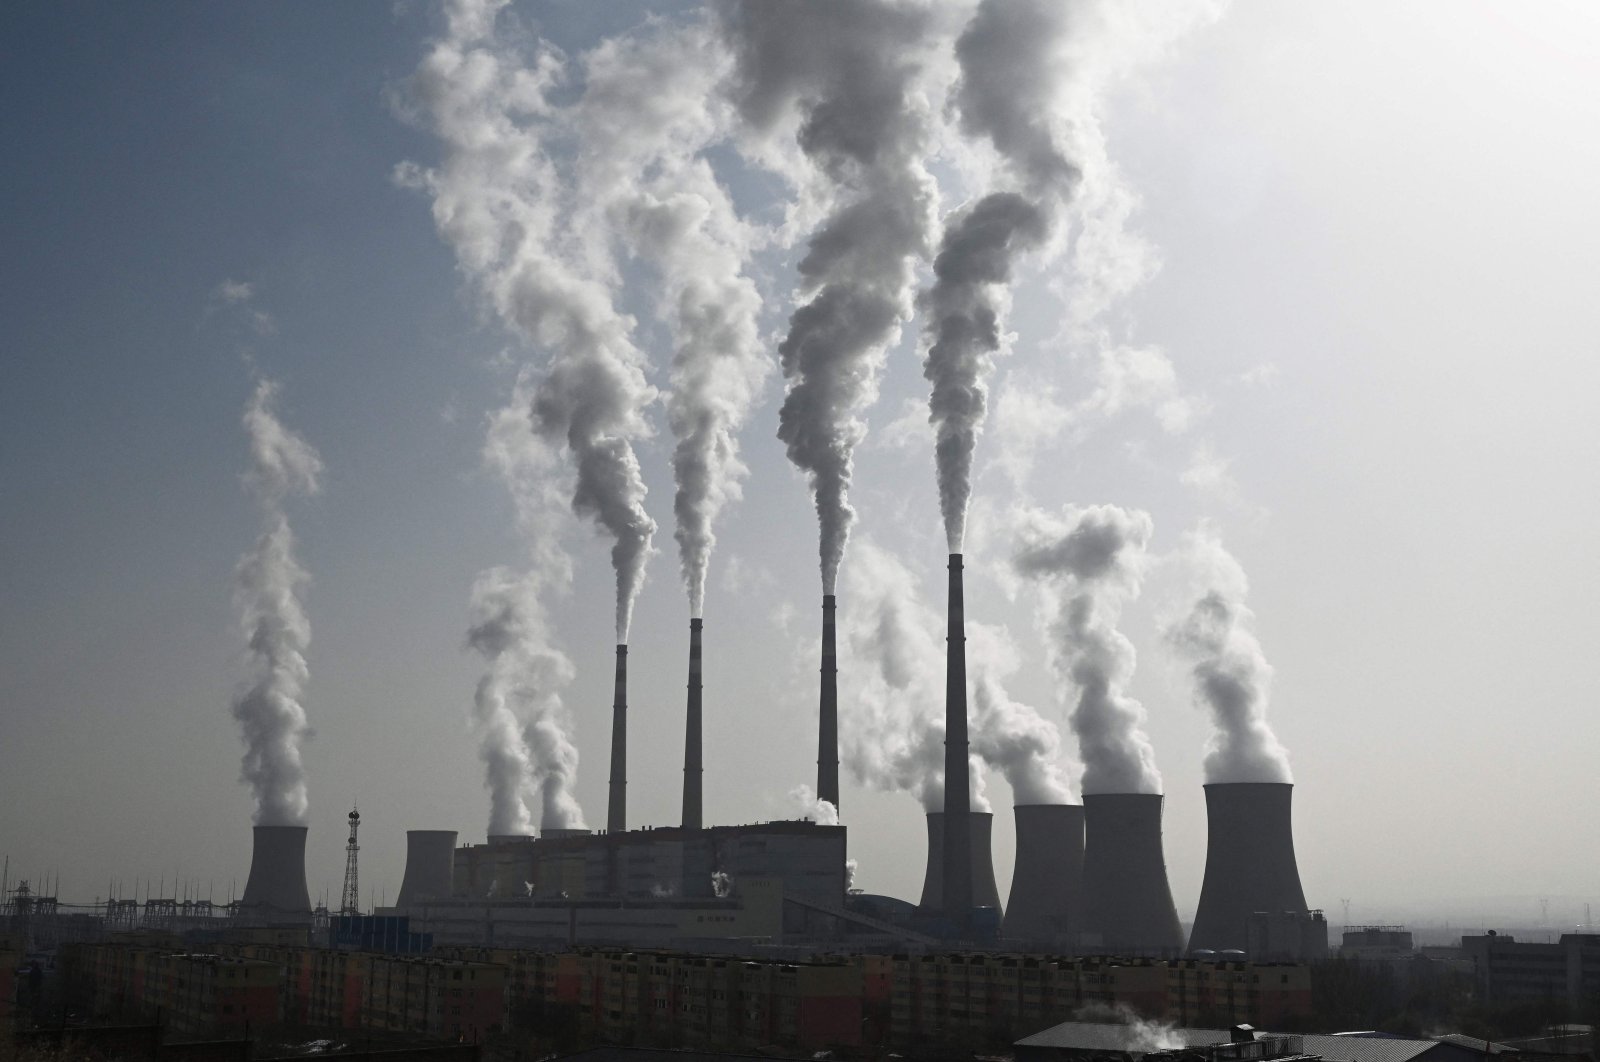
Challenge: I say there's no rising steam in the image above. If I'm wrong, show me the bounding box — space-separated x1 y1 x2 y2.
1013 504 1162 795
405 0 656 642
232 378 321 827
1167 528 1292 784
924 0 1091 551
718 1 942 594
573 18 767 618
464 392 585 833
839 540 1071 809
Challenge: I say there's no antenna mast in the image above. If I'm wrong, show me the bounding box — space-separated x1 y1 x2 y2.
340 806 361 916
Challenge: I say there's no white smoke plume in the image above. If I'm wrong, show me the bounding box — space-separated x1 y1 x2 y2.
573 18 768 619
1013 504 1162 795
404 0 656 642
232 378 321 827
717 0 945 594
464 391 585 834
967 624 1074 805
839 540 1071 810
924 0 1091 550
711 871 733 899
788 783 840 826
1166 528 1292 783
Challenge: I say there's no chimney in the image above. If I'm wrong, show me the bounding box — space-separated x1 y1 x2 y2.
240 825 312 917
682 619 704 830
397 830 457 906
817 595 840 812
1189 782 1309 954
1003 804 1085 947
607 644 627 835
1081 793 1184 956
941 554 973 921
918 810 1001 911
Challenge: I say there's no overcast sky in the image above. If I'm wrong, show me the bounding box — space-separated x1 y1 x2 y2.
3 1 1598 928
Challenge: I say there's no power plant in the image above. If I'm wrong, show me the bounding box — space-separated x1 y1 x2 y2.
1003 803 1084 946
239 825 311 919
216 551 1318 956
1189 782 1322 959
1081 793 1184 956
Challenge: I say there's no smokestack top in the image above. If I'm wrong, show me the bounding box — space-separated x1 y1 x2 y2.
950 552 963 569
823 593 836 609
1204 780 1293 790
690 618 702 631
616 643 628 655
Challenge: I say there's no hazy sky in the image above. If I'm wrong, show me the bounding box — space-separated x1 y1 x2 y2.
3 1 1598 928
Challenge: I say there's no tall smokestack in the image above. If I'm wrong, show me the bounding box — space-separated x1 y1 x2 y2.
606 644 628 835
919 811 1001 911
1081 793 1183 956
1189 782 1309 954
817 595 839 812
240 825 312 917
397 830 458 906
1003 804 1084 947
682 619 703 830
942 554 973 921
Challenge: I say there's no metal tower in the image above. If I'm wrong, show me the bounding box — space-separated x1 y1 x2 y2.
340 807 361 916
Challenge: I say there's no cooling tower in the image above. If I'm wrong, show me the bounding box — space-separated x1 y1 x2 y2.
918 811 1001 911
682 619 703 830
239 825 312 915
1081 793 1183 956
941 554 973 919
1188 782 1309 954
817 595 839 812
396 830 457 906
1003 803 1085 946
606 644 627 834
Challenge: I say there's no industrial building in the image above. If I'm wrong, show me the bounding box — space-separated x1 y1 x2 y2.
1462 932 1600 1007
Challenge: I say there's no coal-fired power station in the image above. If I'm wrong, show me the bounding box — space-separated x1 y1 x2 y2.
919 810 1000 912
1081 793 1183 956
1003 803 1084 945
817 595 839 812
940 554 973 924
1189 782 1309 953
397 829 458 906
682 619 703 830
607 644 628 834
240 824 312 917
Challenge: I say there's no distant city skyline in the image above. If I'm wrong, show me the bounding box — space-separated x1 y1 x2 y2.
2 0 1598 922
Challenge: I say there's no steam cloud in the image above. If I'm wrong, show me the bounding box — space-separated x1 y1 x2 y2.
406 0 656 642
839 540 1070 810
924 0 1088 551
573 18 767 618
232 379 321 827
464 392 585 834
718 0 942 593
788 784 840 827
1167 528 1292 783
1013 504 1162 795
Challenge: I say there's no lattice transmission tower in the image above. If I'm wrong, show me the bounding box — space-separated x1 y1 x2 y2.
340 806 361 916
